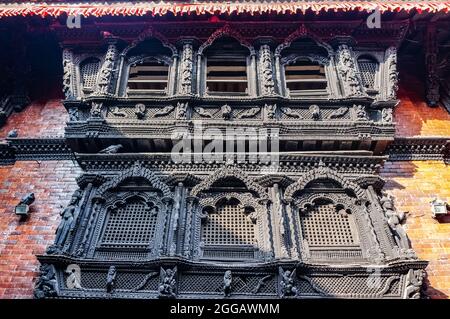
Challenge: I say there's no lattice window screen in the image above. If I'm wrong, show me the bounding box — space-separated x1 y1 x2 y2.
357 58 378 89
202 202 255 246
80 58 100 90
100 199 158 249
300 203 359 246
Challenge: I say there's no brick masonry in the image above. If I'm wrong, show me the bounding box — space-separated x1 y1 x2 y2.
381 160 450 299
0 161 82 298
394 77 450 137
0 99 68 138
0 74 449 298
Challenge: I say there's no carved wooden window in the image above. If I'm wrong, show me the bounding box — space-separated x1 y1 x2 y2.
357 56 379 91
299 200 362 261
301 202 359 246
205 37 249 94
80 58 100 93
99 198 158 250
127 58 169 93
202 201 256 246
285 59 327 94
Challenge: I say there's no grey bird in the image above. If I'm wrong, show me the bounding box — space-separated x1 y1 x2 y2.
19 193 35 206
99 144 123 154
7 129 18 138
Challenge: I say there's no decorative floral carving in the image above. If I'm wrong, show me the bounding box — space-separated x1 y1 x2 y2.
180 44 193 95
336 45 363 97
96 43 118 95
237 107 260 119
95 162 172 199
195 107 214 118
326 107 348 119
198 24 255 56
281 107 303 119
385 47 398 100
111 106 127 117
259 45 276 96
191 166 269 201
124 26 177 57
62 49 74 99
284 165 366 201
154 105 175 117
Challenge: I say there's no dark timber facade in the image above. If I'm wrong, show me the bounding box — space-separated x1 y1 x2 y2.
1 1 449 299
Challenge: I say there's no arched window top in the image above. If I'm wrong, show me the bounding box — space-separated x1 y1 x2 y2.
125 37 174 59
280 37 329 58
278 38 330 96
204 36 250 57
304 178 342 190
277 36 331 63
123 38 174 95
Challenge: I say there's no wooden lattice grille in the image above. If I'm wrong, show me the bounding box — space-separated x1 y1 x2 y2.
100 199 158 249
202 203 255 246
80 58 100 90
300 203 359 247
357 57 378 89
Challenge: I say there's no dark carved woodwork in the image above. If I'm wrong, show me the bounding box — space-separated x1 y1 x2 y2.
0 13 432 299
425 23 440 107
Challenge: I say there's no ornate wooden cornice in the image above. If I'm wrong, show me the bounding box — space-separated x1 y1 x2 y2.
0 138 74 164
386 137 450 162
0 1 448 19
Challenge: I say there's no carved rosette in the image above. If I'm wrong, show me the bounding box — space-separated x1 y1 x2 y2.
336 45 363 97
259 45 276 96
179 43 194 95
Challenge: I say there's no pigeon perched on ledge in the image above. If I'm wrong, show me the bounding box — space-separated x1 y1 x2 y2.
98 144 123 154
7 129 18 138
19 192 35 206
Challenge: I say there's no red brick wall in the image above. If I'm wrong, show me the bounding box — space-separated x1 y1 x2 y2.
384 73 450 299
0 76 449 299
380 161 450 299
395 76 450 137
0 161 81 298
0 99 67 138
